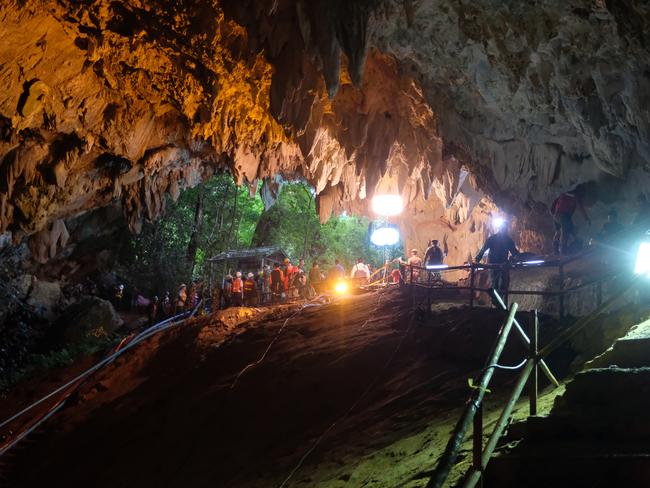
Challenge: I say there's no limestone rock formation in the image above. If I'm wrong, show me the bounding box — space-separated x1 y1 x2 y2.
1 0 649 262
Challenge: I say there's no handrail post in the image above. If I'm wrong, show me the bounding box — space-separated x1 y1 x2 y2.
558 263 565 320
427 303 519 488
472 402 483 482
529 310 538 416
469 264 475 309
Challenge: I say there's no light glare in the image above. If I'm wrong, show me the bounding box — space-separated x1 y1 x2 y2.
426 264 449 270
370 227 400 246
493 216 506 231
371 194 404 216
334 281 349 294
634 242 650 276
523 260 545 265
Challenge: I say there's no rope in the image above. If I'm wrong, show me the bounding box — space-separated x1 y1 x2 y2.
278 302 417 488
230 295 327 389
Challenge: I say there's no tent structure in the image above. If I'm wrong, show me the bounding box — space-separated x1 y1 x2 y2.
207 246 289 286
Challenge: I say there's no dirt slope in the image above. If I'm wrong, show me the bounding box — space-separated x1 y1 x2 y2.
1 288 567 487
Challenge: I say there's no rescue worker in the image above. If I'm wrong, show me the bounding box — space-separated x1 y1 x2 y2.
309 262 323 295
350 257 370 282
425 239 445 281
475 222 519 292
270 262 284 304
407 249 423 282
114 284 124 311
175 284 187 314
551 187 590 255
335 259 345 277
222 275 233 308
162 291 173 317
597 208 624 243
424 240 444 266
231 272 244 307
243 272 258 306
283 258 296 298
148 296 159 326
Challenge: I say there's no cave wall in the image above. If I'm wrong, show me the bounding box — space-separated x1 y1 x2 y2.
1 0 649 268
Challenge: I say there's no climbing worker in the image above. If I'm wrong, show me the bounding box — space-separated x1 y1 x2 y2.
551 186 591 255
222 275 233 308
309 262 323 295
350 257 370 283
475 220 519 293
231 272 244 307
243 272 258 306
270 262 284 304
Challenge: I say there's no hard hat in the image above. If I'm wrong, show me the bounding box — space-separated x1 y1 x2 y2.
283 258 290 263
247 272 254 278
236 272 242 277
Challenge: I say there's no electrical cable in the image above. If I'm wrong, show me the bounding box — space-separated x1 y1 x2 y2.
0 303 201 456
230 295 327 389
278 302 418 488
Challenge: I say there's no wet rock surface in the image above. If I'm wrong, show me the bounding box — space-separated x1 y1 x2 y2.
1 1 648 264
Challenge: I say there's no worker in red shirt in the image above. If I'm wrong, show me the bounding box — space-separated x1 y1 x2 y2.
551 186 590 255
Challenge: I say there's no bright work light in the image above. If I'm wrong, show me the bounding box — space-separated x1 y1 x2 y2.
334 281 349 294
426 264 449 270
492 216 506 231
371 194 404 216
370 227 400 246
634 241 650 277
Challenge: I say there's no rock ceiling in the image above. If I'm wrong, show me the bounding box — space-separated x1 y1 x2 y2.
1 0 649 262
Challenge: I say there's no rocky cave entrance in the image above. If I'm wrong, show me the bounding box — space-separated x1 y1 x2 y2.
2 0 650 487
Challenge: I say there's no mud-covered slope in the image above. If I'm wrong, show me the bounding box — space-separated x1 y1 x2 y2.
1 289 570 487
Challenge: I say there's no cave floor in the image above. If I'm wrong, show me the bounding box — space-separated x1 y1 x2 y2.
1 288 570 488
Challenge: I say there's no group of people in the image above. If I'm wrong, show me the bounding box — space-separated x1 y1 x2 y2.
215 258 352 308
112 282 202 326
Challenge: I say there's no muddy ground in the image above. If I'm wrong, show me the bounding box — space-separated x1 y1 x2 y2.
1 288 574 487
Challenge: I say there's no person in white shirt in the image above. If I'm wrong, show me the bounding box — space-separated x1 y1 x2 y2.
350 258 371 281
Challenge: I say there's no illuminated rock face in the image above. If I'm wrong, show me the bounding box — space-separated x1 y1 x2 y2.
1 0 649 262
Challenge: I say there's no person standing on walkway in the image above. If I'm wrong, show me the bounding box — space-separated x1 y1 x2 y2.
475 223 519 292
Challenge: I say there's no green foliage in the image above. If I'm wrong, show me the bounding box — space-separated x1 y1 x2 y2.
122 175 402 293
0 332 116 392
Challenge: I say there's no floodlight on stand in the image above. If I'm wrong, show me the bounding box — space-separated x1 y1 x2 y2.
370 227 400 246
634 241 650 277
371 194 404 216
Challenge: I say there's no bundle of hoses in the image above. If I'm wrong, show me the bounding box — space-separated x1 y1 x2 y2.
0 302 201 457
